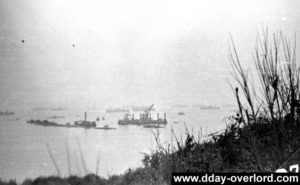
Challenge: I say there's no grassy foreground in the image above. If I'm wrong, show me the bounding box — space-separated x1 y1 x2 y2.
1 30 300 184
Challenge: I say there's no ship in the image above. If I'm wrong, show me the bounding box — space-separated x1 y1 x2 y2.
51 107 66 111
47 115 65 119
172 104 189 108
106 108 129 113
222 103 235 108
32 107 49 111
0 110 14 116
118 104 167 126
199 105 221 110
177 112 185 115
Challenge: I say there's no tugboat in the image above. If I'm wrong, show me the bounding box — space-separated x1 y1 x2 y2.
74 112 96 128
118 104 167 126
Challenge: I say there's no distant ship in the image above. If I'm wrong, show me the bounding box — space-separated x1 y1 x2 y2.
222 104 236 108
47 115 65 119
177 112 185 115
192 104 204 108
32 107 49 111
0 110 14 116
199 105 221 110
172 104 189 108
51 107 66 111
106 108 129 113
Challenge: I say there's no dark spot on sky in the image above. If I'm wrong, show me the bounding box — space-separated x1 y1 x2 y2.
72 44 75 47
21 40 24 43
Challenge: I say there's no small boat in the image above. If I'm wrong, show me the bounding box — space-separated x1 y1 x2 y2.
96 125 116 130
177 112 185 115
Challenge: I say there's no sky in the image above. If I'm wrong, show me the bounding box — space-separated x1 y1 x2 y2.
0 0 299 110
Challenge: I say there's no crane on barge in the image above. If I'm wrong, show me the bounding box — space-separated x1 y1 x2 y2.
118 104 167 126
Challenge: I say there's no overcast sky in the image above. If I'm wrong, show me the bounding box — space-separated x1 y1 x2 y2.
0 0 299 110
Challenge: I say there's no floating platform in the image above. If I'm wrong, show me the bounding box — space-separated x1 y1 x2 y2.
74 120 96 128
26 120 76 128
74 112 96 128
27 119 103 129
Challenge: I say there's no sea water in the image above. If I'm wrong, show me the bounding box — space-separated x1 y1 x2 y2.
0 106 232 181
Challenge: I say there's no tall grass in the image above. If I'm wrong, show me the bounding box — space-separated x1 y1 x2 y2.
46 143 61 176
228 28 300 171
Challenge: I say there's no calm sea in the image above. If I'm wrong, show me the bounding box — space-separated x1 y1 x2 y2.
0 106 232 182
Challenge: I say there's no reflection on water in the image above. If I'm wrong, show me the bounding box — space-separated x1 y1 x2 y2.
0 106 231 181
